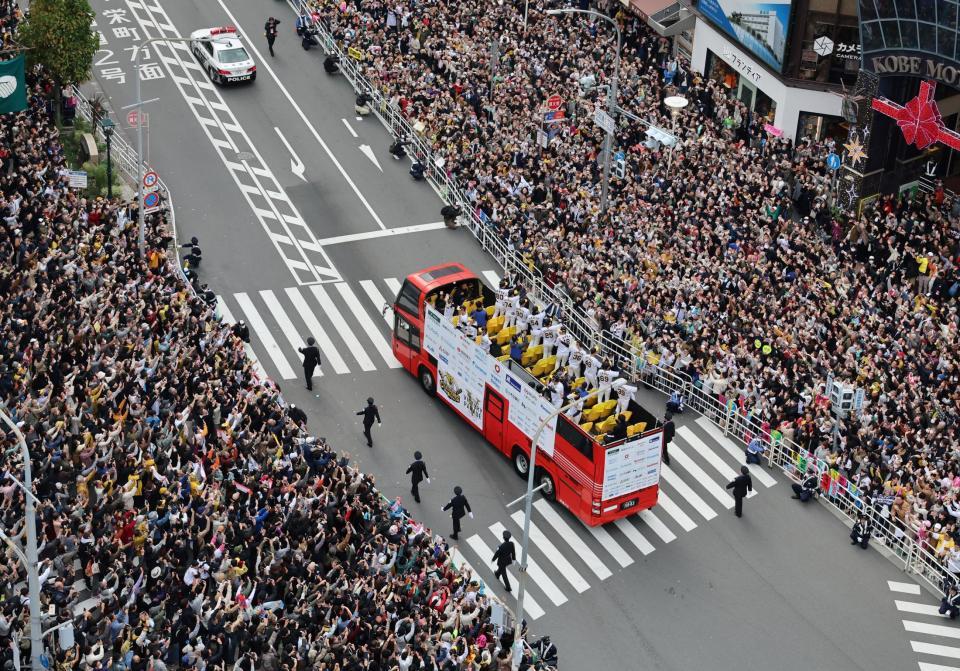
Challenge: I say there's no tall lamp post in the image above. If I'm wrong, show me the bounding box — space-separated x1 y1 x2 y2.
0 406 42 671
546 8 621 214
100 116 115 198
508 378 626 670
663 96 688 175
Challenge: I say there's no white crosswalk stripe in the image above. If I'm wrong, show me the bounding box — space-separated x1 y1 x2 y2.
887 579 960 670
614 518 655 555
638 509 676 543
336 283 401 367
233 293 296 380
489 523 567 606
679 426 758 497
895 600 943 616
912 641 960 660
284 288 350 375
308 285 377 372
889 580 922 595
259 290 318 377
586 524 634 567
905 620 960 639
655 491 697 532
660 465 718 520
359 280 393 327
384 277 403 297
694 417 778 488
465 534 544 620
667 443 735 509
510 510 591 592
533 500 612 580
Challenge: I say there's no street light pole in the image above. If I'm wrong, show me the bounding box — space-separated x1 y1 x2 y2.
100 117 115 199
0 407 42 671
547 8 620 214
510 378 626 670
663 96 688 176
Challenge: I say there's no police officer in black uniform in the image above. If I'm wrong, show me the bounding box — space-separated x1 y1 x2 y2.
265 17 280 57
492 529 517 592
442 485 472 540
356 397 381 447
298 337 321 391
406 451 430 503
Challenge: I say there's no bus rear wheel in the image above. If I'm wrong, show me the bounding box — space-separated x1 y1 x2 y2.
537 470 556 501
419 366 436 396
512 448 529 477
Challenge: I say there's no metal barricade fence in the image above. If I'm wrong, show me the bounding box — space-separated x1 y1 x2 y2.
652 366 947 595
295 1 950 598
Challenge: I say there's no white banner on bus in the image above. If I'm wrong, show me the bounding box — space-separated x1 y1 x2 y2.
489 366 557 457
423 306 558 455
601 432 662 501
423 307 485 430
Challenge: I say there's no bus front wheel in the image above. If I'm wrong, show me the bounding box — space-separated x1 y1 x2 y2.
419 366 436 396
512 448 529 478
537 470 556 501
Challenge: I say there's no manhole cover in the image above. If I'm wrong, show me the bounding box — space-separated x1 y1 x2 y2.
235 151 255 161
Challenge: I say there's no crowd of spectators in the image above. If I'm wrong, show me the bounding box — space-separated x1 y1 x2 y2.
308 0 960 558
0 35 527 671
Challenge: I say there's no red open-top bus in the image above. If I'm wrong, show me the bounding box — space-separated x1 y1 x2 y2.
391 263 662 526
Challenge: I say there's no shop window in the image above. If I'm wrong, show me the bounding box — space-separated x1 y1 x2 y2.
894 0 915 19
938 27 956 59
881 20 901 49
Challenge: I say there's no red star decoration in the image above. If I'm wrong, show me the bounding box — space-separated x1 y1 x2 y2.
873 81 960 152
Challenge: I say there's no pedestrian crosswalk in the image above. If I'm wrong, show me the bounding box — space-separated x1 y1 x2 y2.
888 580 960 670
451 422 780 620
216 271 503 381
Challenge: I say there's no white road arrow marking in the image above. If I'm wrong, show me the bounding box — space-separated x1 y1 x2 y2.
358 144 382 172
274 126 307 182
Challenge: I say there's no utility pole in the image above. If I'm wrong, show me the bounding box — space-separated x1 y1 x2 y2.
546 8 621 214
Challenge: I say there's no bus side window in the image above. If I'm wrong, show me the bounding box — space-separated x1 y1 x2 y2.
395 313 421 352
396 280 421 317
556 415 593 462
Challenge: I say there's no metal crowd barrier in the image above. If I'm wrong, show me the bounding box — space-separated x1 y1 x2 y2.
640 364 947 596
292 1 948 599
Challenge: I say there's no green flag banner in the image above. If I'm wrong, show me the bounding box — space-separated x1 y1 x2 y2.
0 55 27 115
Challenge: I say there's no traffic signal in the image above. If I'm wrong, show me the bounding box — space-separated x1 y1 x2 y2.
613 157 626 179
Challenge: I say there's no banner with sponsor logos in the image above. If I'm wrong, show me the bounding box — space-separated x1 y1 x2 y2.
602 432 662 501
423 306 558 455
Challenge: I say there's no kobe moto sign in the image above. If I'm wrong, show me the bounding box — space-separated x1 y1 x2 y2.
0 54 26 115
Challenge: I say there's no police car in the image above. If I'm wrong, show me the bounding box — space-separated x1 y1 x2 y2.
189 26 256 85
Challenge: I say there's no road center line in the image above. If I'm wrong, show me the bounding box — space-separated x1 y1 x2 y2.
316 222 448 246
214 0 387 230
342 118 358 138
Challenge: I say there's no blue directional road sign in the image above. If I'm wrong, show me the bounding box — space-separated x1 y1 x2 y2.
826 153 841 170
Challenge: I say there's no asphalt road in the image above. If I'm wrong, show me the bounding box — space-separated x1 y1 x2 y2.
86 1 959 669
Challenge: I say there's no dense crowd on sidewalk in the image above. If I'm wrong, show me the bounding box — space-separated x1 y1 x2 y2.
0 57 525 671
308 0 960 557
